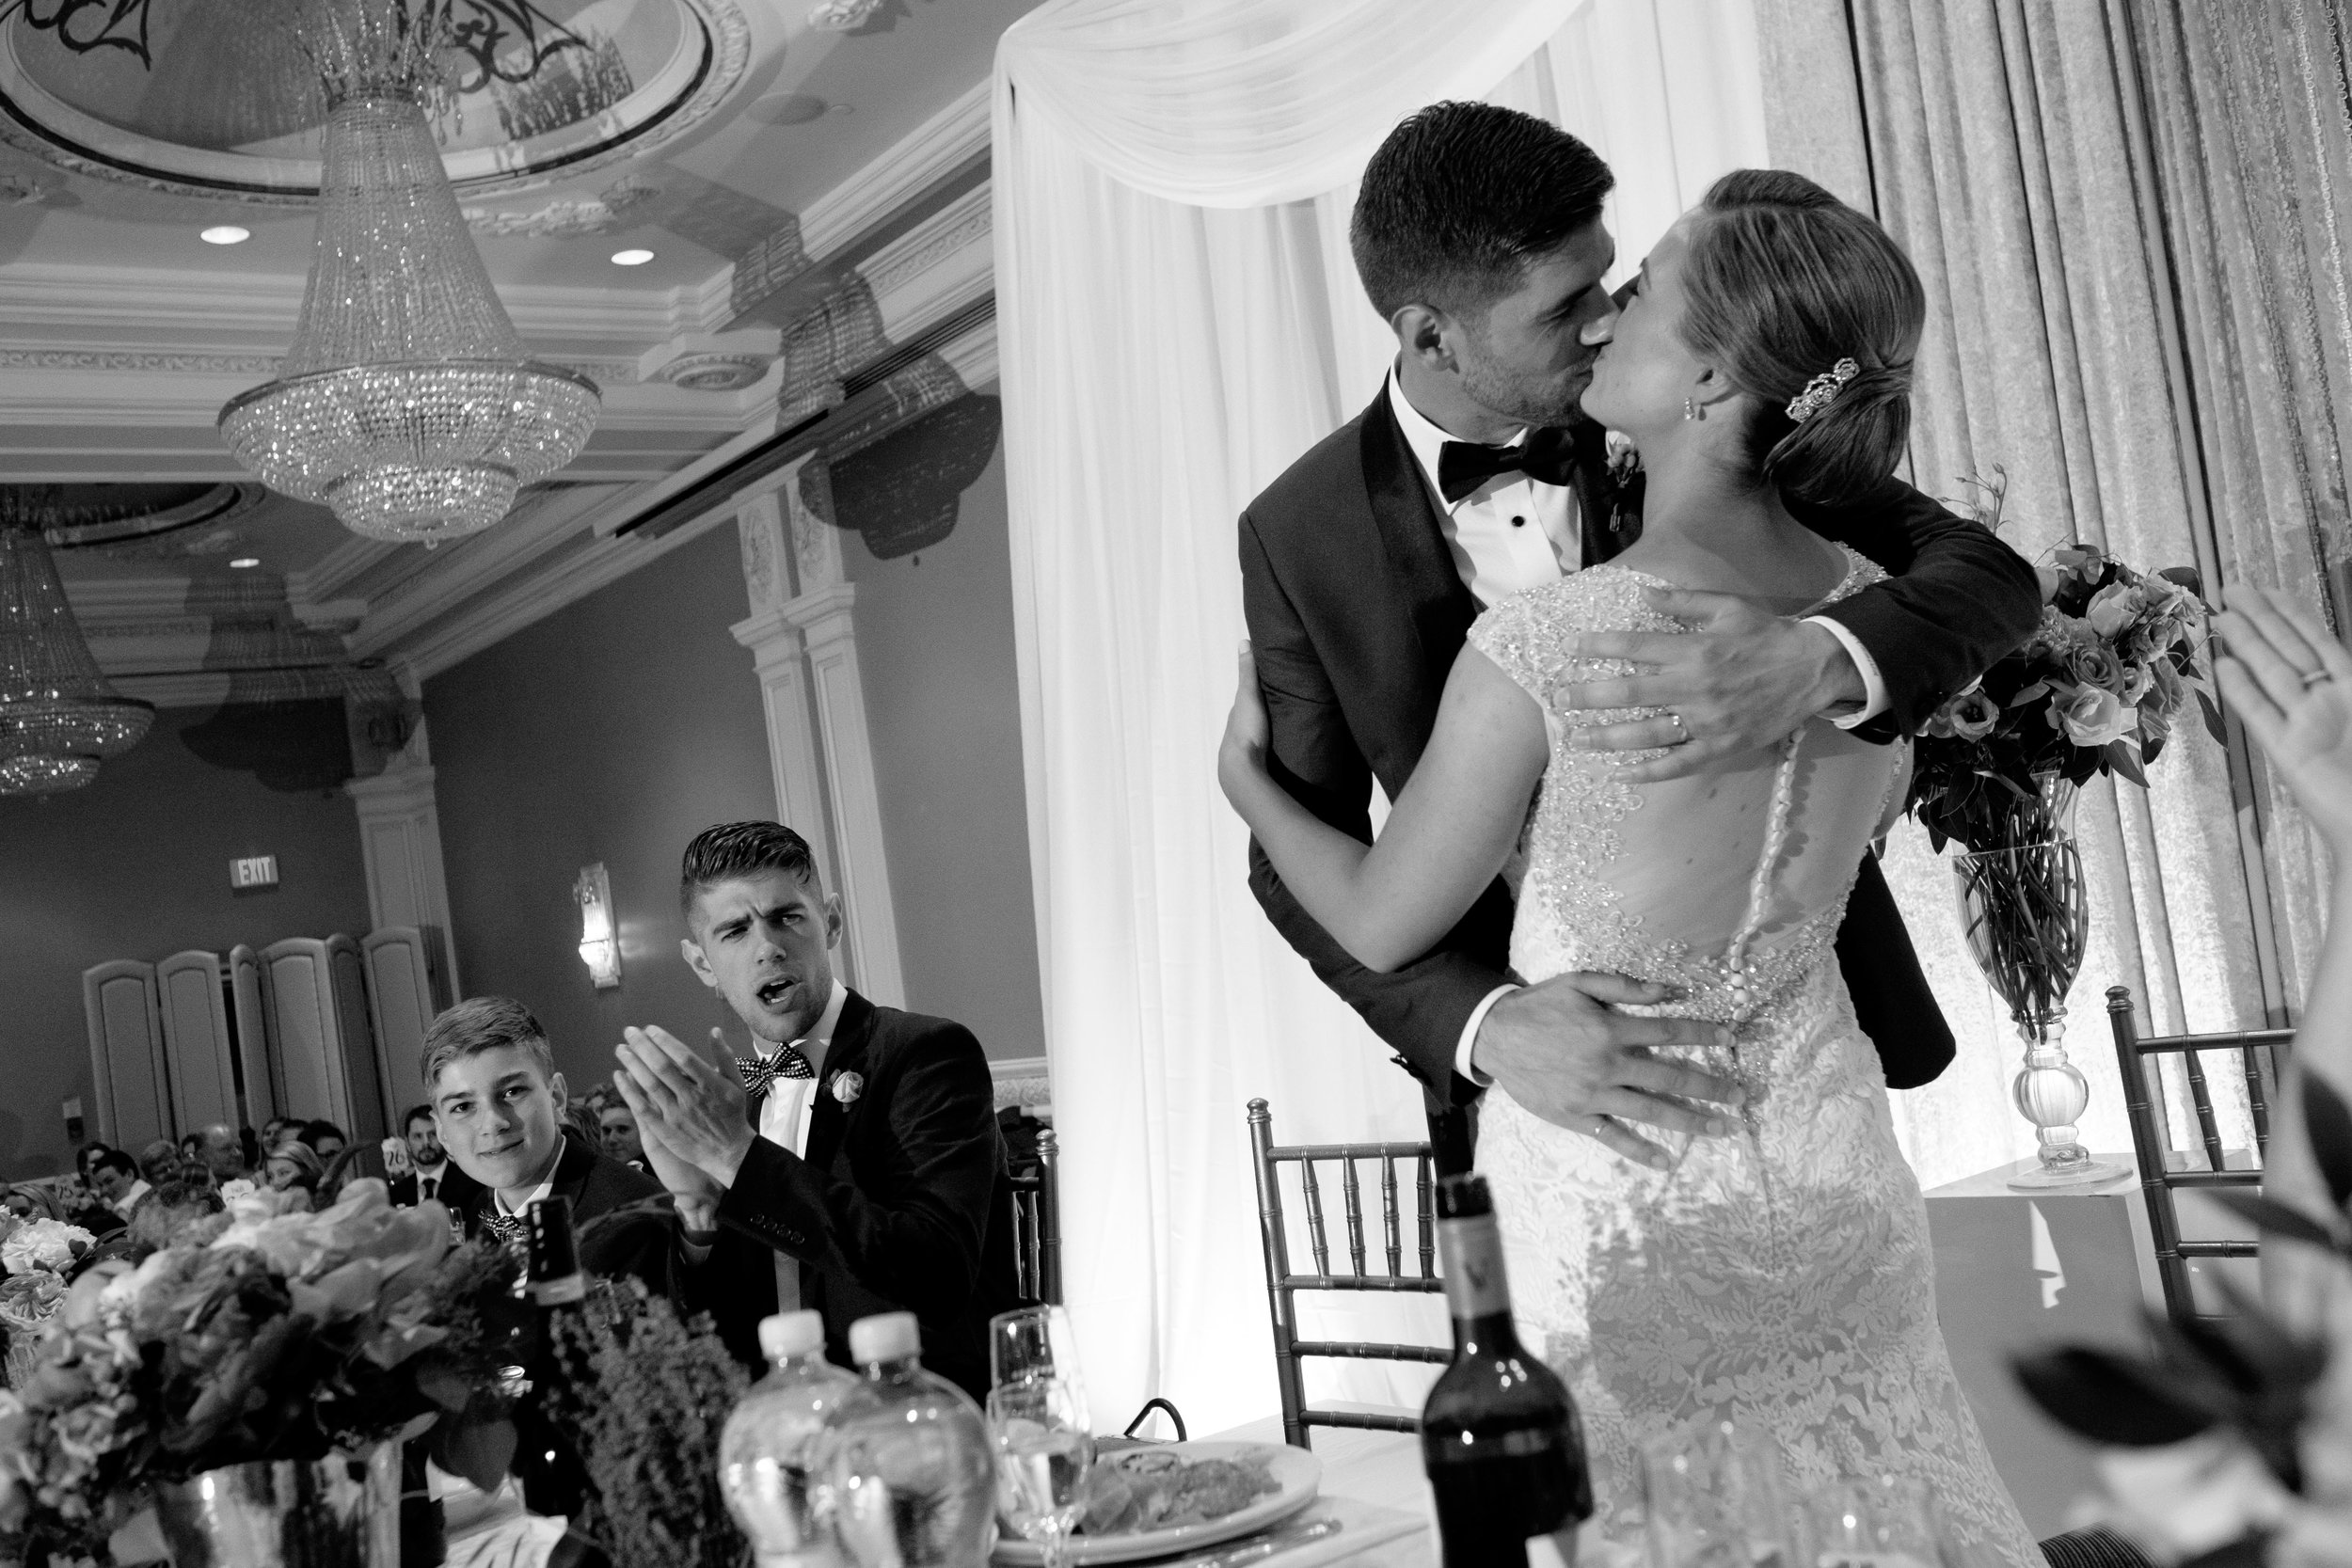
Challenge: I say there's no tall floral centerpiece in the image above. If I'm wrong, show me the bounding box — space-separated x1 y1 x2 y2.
1907 469 2222 1188
0 1216 94 1387
0 1180 526 1568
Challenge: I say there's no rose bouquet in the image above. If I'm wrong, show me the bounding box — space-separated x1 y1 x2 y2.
0 1179 527 1564
1905 468 2224 855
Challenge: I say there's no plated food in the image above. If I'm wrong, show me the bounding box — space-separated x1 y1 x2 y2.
1077 1446 1282 1534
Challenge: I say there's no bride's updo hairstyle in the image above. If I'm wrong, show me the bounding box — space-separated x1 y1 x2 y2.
1677 169 1925 507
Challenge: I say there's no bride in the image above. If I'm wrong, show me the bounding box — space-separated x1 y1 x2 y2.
1220 169 2040 1564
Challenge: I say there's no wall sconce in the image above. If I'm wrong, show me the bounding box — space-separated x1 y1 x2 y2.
576 863 621 990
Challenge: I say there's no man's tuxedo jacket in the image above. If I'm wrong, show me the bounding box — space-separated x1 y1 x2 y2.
388 1164 481 1212
698 988 1022 1401
447 1138 674 1296
1239 387 2043 1107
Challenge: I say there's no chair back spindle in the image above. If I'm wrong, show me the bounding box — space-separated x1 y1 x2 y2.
2106 985 2292 1325
1247 1098 1448 1449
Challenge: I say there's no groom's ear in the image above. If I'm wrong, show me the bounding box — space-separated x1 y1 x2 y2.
1393 304 1454 372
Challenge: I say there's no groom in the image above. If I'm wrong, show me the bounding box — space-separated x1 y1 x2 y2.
1243 103 2041 1170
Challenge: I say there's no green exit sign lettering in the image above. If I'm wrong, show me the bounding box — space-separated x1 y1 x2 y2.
230 856 278 889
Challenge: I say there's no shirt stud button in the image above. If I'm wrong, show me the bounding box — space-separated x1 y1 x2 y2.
1511 515 1527 528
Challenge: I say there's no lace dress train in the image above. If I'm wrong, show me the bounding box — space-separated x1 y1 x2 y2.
1465 556 2041 1568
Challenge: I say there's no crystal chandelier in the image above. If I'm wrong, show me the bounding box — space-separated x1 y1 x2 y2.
219 0 600 546
0 517 154 796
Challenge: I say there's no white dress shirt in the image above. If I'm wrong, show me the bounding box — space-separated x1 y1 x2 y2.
1384 369 1890 1085
747 978 849 1310
493 1163 559 1221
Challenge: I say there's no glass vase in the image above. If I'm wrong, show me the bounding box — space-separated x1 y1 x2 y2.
1951 779 2127 1189
151 1445 402 1568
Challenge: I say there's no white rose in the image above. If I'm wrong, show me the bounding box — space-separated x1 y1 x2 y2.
2048 683 2135 749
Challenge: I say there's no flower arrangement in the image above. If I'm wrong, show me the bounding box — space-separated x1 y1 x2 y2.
0 1180 526 1563
539 1276 747 1568
2017 1077 2352 1566
1905 467 2223 855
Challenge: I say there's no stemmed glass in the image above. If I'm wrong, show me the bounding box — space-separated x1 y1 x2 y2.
1804 1474 1956 1568
988 1307 1094 1568
1640 1420 1800 1568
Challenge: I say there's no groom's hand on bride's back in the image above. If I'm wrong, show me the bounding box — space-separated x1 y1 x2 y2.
1473 974 1744 1169
1550 588 1866 782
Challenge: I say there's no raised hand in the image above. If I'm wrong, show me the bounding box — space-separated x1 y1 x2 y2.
1551 587 1864 782
2216 583 2352 852
614 1024 757 1189
1472 972 1747 1168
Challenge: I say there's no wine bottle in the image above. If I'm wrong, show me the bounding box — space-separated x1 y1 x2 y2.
516 1195 595 1517
1420 1174 1593 1568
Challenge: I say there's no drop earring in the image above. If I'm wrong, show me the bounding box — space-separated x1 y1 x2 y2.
1683 397 1702 421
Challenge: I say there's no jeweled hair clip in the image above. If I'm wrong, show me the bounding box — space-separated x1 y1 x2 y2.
1785 357 1861 423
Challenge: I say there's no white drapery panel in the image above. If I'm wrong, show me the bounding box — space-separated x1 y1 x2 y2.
997 0 1770 1433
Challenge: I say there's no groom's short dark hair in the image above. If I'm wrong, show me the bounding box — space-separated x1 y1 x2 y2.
679 820 822 914
1352 103 1613 323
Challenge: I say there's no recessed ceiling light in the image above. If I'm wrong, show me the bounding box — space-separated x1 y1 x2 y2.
200 226 251 245
229 557 261 569
610 248 655 267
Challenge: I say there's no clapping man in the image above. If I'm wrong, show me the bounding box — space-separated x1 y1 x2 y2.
613 821 1020 1397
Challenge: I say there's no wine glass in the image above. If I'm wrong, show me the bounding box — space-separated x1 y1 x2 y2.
988 1374 1094 1568
1804 1474 1956 1568
1640 1420 1800 1568
991 1305 1083 1391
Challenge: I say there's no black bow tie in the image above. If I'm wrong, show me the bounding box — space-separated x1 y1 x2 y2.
737 1044 816 1100
1436 431 1578 503
481 1211 528 1258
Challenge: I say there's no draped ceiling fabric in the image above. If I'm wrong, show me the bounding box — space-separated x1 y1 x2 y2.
1753 0 2350 1181
996 0 1771 1430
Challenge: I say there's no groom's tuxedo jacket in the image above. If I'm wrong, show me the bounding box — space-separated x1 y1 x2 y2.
1239 385 2042 1111
694 988 1023 1401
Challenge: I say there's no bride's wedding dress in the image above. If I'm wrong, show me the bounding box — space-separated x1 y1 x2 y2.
1468 549 2041 1566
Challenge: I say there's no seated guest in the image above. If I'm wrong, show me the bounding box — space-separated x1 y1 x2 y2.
423 996 674 1289
387 1103 474 1208
596 1101 648 1173
71 1179 226 1278
261 1116 300 1152
240 1125 262 1174
136 1139 182 1188
614 820 1019 1397
297 1119 349 1165
264 1141 325 1208
194 1123 248 1185
87 1148 149 1226
177 1132 203 1171
73 1141 114 1184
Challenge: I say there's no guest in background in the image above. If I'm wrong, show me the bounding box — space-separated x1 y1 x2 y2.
194 1124 249 1185
2214 586 2352 1250
261 1116 299 1152
386 1103 471 1208
263 1141 325 1208
596 1101 647 1172
614 820 1019 1395
423 996 675 1290
73 1141 114 1184
136 1139 180 1187
239 1125 262 1173
176 1132 202 1170
87 1148 148 1225
297 1119 349 1164
560 1099 600 1155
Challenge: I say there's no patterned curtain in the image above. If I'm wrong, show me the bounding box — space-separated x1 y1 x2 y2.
1756 0 2349 1184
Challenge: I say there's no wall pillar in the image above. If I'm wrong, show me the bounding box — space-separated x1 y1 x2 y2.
731 458 906 1005
344 720 460 996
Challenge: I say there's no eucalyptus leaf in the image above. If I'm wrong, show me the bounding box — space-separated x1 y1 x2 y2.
2106 739 2148 787
2013 1346 2217 1445
2305 1073 2352 1212
2198 688 2230 746
2205 1190 2344 1253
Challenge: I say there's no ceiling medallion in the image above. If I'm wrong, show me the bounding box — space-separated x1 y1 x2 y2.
0 0 751 205
0 500 154 796
218 0 599 546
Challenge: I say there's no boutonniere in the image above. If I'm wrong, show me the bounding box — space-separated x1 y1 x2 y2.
1602 430 1643 536
831 1072 864 1105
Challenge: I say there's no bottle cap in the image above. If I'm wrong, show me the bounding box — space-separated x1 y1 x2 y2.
849 1311 921 1366
526 1195 582 1279
1434 1173 1493 1220
758 1309 826 1363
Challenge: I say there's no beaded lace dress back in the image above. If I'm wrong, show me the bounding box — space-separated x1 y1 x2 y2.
1467 548 2040 1567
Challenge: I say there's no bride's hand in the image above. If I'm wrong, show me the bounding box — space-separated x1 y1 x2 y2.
2216 584 2352 852
1219 641 1273 788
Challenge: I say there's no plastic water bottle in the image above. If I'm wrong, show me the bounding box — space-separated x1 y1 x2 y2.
824 1312 997 1567
721 1310 861 1568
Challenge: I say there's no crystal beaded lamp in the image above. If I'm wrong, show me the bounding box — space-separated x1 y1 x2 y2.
218 0 599 546
0 522 153 795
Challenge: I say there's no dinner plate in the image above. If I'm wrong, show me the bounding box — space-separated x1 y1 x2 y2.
992 1439 1322 1565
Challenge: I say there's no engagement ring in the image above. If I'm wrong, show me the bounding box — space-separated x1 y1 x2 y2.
2303 667 2336 689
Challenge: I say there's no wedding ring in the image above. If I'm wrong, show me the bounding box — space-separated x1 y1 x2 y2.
2302 667 2335 689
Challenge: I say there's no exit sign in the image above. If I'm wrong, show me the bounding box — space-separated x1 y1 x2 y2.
230 856 278 889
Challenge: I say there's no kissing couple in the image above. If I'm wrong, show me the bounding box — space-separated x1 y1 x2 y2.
1221 103 2043 1562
